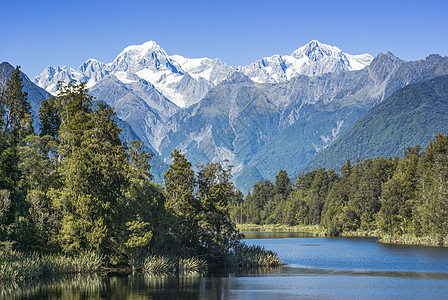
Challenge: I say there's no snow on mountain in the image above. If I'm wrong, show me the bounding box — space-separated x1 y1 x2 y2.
110 41 181 74
239 40 373 83
33 40 373 106
170 55 234 84
77 59 109 87
33 65 85 94
34 41 223 107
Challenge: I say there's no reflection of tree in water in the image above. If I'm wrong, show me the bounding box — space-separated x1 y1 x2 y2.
2 267 284 300
0 275 104 300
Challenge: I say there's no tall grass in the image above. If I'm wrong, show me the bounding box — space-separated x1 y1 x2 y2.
236 224 325 236
142 255 207 276
227 242 281 269
380 234 448 246
0 250 103 283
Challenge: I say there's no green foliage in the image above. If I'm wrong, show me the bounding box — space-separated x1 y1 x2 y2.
38 96 61 139
1 79 242 275
141 255 207 276
197 162 241 264
0 66 36 250
233 133 448 245
0 250 103 283
227 242 281 269
1 66 33 140
305 75 448 173
163 149 200 257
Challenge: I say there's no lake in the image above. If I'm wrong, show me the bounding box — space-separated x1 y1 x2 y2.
4 233 448 299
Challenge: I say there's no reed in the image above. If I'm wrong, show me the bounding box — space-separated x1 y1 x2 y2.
141 255 207 276
142 255 175 275
236 224 325 236
227 242 281 269
339 229 381 238
380 234 448 246
0 250 103 283
178 257 207 275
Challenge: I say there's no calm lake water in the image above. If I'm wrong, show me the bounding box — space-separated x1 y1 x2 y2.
4 233 448 299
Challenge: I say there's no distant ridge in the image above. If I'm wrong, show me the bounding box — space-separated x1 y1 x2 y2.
304 74 448 173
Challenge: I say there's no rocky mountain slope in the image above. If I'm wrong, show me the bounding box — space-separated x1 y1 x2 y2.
156 53 448 192
1 62 52 127
303 74 448 173
31 41 448 192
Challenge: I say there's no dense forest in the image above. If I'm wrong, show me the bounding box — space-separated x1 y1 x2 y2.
230 134 448 245
0 67 278 276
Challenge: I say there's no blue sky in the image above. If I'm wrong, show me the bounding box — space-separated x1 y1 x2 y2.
1 0 447 78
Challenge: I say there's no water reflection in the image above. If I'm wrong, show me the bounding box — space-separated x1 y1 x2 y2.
4 235 448 299
283 265 448 280
242 232 314 239
0 275 104 300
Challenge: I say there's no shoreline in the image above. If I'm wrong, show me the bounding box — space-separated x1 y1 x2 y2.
236 224 448 247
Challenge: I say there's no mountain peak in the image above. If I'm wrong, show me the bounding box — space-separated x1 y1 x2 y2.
293 40 342 61
370 52 401 65
121 40 161 53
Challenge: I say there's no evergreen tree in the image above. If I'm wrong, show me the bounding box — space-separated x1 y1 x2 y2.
0 66 35 249
53 84 129 261
39 96 61 140
197 162 240 264
163 149 199 256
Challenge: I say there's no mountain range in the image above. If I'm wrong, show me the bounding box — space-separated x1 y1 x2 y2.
12 40 448 192
304 74 448 172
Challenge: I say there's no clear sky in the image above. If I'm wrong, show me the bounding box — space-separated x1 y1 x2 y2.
1 0 447 78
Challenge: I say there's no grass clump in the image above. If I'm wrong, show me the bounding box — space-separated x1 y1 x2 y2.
142 255 174 275
0 250 103 283
178 257 207 275
236 224 325 236
142 255 207 276
228 242 281 269
380 234 448 246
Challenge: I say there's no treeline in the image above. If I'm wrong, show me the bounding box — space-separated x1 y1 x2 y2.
231 133 448 244
0 67 248 270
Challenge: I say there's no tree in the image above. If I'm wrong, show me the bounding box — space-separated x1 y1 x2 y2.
0 66 35 249
1 66 33 140
122 141 165 260
197 162 240 264
417 133 448 242
54 84 129 261
38 96 61 140
163 149 199 256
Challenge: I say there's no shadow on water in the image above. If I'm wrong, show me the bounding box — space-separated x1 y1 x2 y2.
242 232 315 239
0 275 104 300
0 274 201 300
3 235 448 299
3 265 448 300
0 267 282 300
282 265 448 280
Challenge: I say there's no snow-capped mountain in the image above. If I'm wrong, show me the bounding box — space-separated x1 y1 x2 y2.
170 55 234 84
34 40 372 107
33 66 84 94
239 40 373 83
33 41 230 108
29 42 448 193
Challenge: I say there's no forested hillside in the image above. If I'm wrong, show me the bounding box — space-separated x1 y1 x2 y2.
305 75 448 172
232 133 448 245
